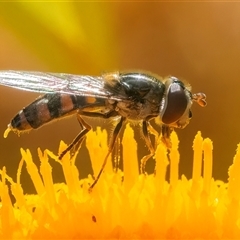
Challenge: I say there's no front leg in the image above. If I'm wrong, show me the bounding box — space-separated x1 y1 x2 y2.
161 124 173 149
141 122 173 174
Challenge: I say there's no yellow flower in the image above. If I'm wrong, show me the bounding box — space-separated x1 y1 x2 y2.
0 124 240 239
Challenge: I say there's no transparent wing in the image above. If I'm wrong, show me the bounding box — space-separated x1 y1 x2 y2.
0 70 114 99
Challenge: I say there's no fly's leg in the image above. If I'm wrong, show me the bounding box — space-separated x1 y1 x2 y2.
147 122 159 150
70 137 85 158
141 122 173 174
59 110 117 160
159 125 173 172
140 120 156 174
59 114 91 160
79 110 118 119
89 117 125 191
161 125 173 149
113 137 121 173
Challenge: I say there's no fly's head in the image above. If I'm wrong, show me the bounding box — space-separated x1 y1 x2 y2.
159 76 207 129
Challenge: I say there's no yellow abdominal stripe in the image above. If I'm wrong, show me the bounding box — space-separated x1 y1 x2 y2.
1 124 240 239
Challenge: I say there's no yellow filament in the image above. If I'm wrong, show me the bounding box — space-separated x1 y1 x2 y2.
192 131 203 182
169 131 179 188
122 124 139 192
203 138 213 194
20 148 45 195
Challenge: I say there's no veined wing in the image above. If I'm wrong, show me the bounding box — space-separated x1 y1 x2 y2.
0 70 116 99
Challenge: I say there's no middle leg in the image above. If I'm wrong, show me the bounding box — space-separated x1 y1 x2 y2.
89 117 125 191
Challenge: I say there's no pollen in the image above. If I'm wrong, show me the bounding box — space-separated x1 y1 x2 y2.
3 125 11 138
0 125 240 239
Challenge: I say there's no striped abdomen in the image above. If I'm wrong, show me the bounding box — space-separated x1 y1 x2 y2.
8 93 105 133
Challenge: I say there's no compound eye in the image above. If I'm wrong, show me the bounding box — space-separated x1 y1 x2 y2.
161 80 189 124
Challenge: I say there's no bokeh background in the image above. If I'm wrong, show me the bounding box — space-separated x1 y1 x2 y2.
0 2 239 193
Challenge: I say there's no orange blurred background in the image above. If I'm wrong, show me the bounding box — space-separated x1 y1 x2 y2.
0 2 239 192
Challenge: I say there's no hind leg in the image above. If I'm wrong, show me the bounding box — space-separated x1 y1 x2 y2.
59 114 91 160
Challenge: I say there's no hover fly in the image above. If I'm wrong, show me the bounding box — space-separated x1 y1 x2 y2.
0 70 207 189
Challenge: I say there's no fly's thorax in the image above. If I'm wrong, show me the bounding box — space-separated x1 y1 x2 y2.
109 72 165 120
102 71 122 95
119 72 165 101
103 71 165 103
